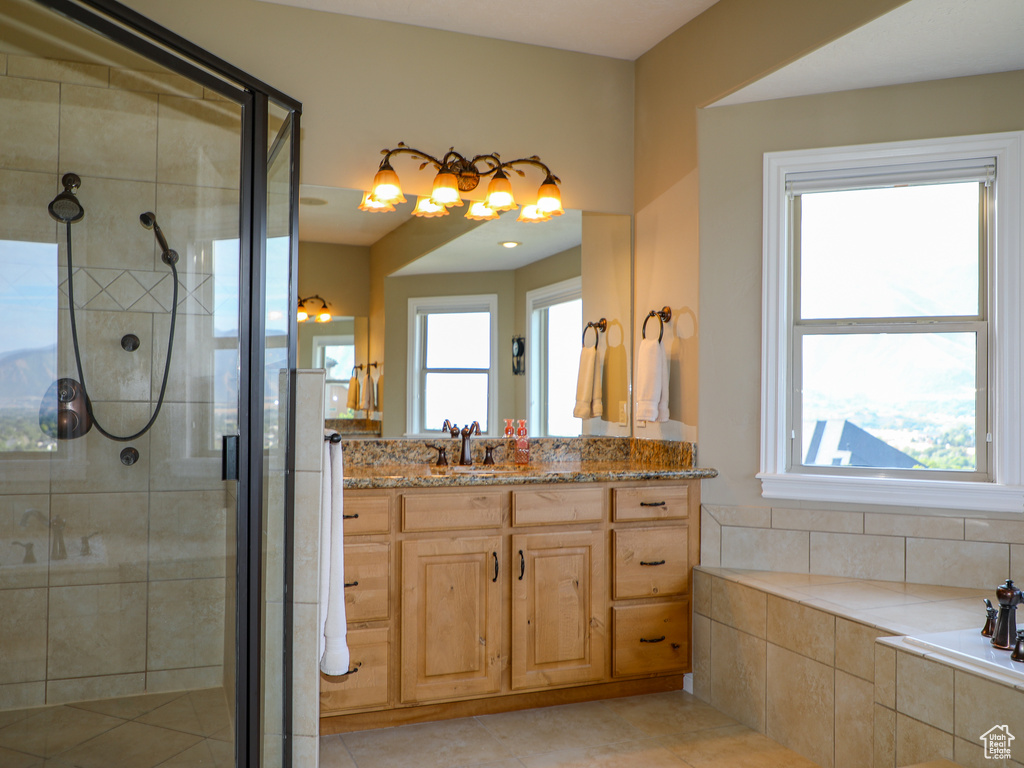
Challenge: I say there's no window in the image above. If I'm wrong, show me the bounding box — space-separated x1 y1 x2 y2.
407 294 497 435
527 277 583 436
760 133 1023 511
313 335 355 419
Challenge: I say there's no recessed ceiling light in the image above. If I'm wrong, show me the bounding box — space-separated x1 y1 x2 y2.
299 197 328 206
499 241 521 249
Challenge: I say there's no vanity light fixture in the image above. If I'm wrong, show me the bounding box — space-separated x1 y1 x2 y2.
297 294 332 323
361 143 564 222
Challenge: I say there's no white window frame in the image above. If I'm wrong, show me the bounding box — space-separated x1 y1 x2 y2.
312 334 355 382
406 293 499 437
760 132 1024 512
526 276 583 434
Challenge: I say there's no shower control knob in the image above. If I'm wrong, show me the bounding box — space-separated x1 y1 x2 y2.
121 334 140 352
120 447 140 466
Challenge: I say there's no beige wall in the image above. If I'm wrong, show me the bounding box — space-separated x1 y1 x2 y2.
632 0 909 441
298 241 370 319
697 69 1024 517
118 0 634 215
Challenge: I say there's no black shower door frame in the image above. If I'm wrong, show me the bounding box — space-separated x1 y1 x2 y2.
31 1 302 766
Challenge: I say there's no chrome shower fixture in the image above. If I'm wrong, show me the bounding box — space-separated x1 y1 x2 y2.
47 173 85 224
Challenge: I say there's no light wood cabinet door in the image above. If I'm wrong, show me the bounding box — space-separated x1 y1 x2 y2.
400 536 503 703
510 530 608 691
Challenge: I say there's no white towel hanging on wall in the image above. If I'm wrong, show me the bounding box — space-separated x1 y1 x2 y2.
319 430 351 676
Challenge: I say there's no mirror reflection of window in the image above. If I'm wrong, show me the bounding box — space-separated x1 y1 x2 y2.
527 277 582 437
314 335 355 418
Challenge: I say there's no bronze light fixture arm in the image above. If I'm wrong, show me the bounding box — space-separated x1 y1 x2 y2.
377 144 559 192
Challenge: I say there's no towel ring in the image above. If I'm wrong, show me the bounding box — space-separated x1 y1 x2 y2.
582 318 607 347
642 307 672 342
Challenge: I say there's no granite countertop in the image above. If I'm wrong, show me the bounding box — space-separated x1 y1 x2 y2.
343 461 718 489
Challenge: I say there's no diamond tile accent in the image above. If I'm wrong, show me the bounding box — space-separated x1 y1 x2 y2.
105 272 146 309
57 266 212 316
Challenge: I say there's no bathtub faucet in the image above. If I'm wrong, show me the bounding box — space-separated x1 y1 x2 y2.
991 578 1022 650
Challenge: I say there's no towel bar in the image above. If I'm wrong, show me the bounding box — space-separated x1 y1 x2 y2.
324 433 342 443
642 307 672 342
582 318 607 347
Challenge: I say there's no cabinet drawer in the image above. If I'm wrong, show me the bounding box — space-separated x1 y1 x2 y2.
512 487 605 526
344 543 390 622
320 627 389 713
612 601 689 677
613 527 688 599
613 485 690 522
342 494 390 535
402 492 503 531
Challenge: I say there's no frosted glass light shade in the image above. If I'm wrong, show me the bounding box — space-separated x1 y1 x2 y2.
412 196 449 217
484 169 516 211
370 166 404 204
358 191 396 212
430 172 461 206
536 179 564 216
517 204 551 223
465 201 499 221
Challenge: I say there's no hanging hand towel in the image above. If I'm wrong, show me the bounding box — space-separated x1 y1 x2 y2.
345 372 359 411
359 370 375 413
319 430 350 676
635 337 663 422
590 346 603 418
657 341 669 423
573 346 597 419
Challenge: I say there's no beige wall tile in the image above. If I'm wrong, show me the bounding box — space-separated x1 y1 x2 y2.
905 538 1008 589
292 471 321 605
0 54 6 75
157 96 241 189
693 568 711 616
109 69 203 98
147 578 225 671
264 599 283 737
49 402 152 494
0 169 59 243
156 184 238 273
295 370 326 472
835 670 873 768
1013 544 1024 585
46 672 144 705
65 177 157 271
292 602 319 738
0 589 47 684
895 652 953 733
765 643 835 768
0 495 49 589
692 613 711 703
293 734 319 768
836 618 886 682
896 713 954 766
874 643 896 708
0 681 44 711
711 576 766 638
954 734 1024 768
149 490 229 581
7 55 108 86
772 507 863 534
766 594 834 665
864 513 964 540
55 310 155 402
148 402 226 492
954 670 1024 746
150 312 218 405
703 504 771 528
965 518 1024 545
699 507 721 567
874 704 896 768
48 582 146 678
60 84 158 182
145 665 221 693
48 492 149 586
810 532 905 582
0 75 59 173
709 620 766 732
0 457 51 497
721 527 809 572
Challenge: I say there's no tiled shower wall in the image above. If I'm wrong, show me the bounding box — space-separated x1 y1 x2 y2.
0 52 241 710
700 504 1024 590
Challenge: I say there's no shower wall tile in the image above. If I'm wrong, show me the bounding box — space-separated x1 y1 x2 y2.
292 470 321 605
7 55 108 87
0 495 49 590
0 76 59 173
146 665 222 693
0 169 59 243
156 184 239 274
56 310 155 403
46 672 145 705
147 577 225 671
0 682 44 711
151 312 220 404
109 68 203 99
48 582 146 678
49 403 152 494
0 54 6 76
148 402 226 492
157 96 241 189
63 176 156 271
148 490 229 581
59 84 158 183
0 588 48 684
48 492 149 586
0 457 50 498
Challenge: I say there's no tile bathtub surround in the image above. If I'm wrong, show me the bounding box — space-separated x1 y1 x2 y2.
703 503 1022 590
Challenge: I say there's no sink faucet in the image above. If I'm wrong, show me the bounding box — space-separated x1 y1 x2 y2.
458 421 481 466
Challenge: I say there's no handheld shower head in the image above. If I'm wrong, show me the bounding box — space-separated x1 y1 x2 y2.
140 212 178 265
48 173 84 224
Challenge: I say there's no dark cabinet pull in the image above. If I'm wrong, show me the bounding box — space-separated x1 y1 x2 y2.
518 550 525 580
640 559 666 566
342 513 359 519
344 580 358 588
492 552 499 582
640 636 666 644
639 501 666 507
339 666 359 676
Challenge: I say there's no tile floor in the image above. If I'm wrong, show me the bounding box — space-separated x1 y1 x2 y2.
319 691 822 768
0 687 232 768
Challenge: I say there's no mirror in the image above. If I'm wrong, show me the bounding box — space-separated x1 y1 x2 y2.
298 188 632 438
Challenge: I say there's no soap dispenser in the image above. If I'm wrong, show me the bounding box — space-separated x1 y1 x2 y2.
514 419 529 465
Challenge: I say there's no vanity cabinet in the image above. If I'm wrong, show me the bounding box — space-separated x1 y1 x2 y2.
320 478 700 731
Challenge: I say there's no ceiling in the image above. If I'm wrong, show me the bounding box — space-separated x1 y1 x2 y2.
714 0 1024 106
253 0 720 60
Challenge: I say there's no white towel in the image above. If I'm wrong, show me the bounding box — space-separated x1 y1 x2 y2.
573 346 597 419
345 373 359 411
359 370 375 412
636 337 669 422
591 347 603 418
319 430 351 676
